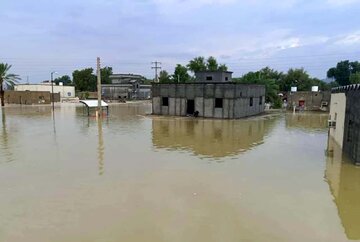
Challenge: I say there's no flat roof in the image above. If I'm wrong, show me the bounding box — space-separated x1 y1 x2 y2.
110 74 144 78
195 71 233 74
79 100 109 108
151 82 264 87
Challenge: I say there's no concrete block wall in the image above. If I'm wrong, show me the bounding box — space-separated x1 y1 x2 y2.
195 72 233 83
152 83 265 119
287 91 331 111
4 91 60 105
343 90 360 164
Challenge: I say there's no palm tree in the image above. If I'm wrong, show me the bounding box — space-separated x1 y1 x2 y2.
0 63 21 106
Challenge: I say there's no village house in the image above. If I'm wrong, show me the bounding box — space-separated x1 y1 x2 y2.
152 70 265 119
102 74 151 101
286 87 331 111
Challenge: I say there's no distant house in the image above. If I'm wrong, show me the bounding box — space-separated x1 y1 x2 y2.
286 89 331 111
152 70 265 119
102 74 151 101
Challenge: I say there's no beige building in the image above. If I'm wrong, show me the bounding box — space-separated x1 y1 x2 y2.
15 83 75 99
328 92 346 148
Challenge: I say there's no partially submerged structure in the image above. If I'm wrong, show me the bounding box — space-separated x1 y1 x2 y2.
329 84 360 165
80 100 109 116
15 83 75 99
152 71 265 119
4 90 60 105
102 74 151 101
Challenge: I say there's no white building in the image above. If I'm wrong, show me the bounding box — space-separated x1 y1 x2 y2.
15 83 75 99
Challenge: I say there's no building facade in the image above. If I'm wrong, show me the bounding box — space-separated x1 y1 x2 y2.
329 84 360 165
102 74 151 101
287 91 331 111
152 71 265 119
15 83 75 99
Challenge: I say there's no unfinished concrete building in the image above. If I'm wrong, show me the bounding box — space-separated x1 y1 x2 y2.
102 74 151 101
152 71 265 119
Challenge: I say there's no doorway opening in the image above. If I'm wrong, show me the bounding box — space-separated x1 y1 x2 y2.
299 100 305 107
187 99 195 115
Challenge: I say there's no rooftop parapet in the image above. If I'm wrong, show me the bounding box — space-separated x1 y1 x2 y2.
331 84 360 93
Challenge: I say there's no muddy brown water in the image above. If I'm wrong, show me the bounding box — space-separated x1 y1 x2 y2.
0 103 359 242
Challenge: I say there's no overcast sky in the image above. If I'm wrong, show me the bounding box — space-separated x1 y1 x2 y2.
1 0 360 82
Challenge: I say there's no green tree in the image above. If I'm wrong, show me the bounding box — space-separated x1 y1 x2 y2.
280 68 313 91
311 78 331 91
234 69 280 107
259 67 284 80
100 66 113 84
187 56 207 73
173 64 191 83
327 60 360 86
0 63 21 106
73 68 96 92
54 75 72 86
218 64 228 71
350 72 360 84
188 56 228 73
159 70 171 83
206 56 219 71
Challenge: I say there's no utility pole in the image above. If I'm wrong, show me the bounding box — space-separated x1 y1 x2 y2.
97 57 102 118
151 61 161 82
50 71 57 113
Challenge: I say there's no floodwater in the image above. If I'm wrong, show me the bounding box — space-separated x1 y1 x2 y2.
0 103 359 242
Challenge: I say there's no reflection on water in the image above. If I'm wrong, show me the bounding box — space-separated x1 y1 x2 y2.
326 138 360 240
0 108 13 163
1 104 360 242
152 115 279 159
97 118 105 176
286 112 329 132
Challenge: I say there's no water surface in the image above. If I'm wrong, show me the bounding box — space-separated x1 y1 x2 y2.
0 104 359 242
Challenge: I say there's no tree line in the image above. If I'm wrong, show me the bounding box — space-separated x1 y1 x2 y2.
53 66 113 92
1 57 359 107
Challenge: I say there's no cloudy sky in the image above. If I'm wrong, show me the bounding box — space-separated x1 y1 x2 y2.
1 0 360 82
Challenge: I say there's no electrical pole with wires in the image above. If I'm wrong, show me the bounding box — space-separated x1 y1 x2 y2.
151 61 161 83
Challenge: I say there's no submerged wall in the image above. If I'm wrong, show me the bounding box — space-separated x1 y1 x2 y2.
287 91 331 111
4 91 60 105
